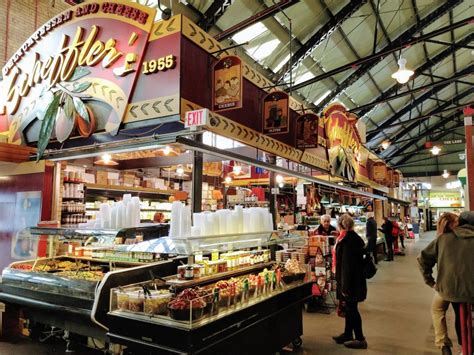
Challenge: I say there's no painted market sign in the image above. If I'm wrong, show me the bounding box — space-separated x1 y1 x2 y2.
323 103 362 181
0 0 179 159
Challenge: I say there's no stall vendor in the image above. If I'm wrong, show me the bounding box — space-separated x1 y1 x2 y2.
316 214 337 236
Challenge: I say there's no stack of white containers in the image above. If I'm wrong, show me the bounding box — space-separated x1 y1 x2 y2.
81 193 141 229
168 201 192 238
168 205 274 238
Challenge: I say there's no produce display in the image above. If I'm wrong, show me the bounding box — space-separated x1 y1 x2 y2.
112 265 307 323
56 270 103 281
8 259 104 282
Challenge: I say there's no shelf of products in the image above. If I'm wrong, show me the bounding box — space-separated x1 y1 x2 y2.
85 183 174 196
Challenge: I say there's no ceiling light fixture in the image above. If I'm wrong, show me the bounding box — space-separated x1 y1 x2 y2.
176 165 184 176
391 57 414 84
442 169 450 179
431 145 441 155
233 164 242 175
275 175 284 184
163 145 171 156
278 182 284 188
94 153 118 166
381 140 391 150
224 176 232 184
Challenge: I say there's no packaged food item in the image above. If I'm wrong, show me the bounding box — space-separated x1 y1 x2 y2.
193 265 202 279
177 265 186 279
185 265 194 280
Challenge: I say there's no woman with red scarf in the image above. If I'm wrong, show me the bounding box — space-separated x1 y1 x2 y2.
332 214 368 349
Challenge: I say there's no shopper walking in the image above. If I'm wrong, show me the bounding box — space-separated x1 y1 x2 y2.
418 211 474 355
365 212 378 264
381 217 394 261
332 214 368 349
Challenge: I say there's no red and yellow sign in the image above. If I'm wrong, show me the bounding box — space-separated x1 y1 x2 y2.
323 103 361 180
0 1 181 160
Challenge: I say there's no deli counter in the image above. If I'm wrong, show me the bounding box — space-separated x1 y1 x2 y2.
0 226 180 340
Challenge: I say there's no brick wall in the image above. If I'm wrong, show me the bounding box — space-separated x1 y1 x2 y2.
0 0 71 69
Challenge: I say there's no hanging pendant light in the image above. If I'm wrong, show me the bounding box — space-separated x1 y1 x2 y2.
94 153 118 166
391 57 414 84
431 145 441 155
442 169 450 179
381 140 391 150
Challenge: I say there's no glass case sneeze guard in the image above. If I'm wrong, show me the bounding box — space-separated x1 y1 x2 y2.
124 231 307 255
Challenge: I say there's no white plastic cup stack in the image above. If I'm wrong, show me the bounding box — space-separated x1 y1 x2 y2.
131 197 141 227
234 205 244 233
169 201 183 237
99 203 111 229
181 205 191 238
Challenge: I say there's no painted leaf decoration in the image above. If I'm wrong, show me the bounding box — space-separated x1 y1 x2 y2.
36 91 54 121
55 108 76 143
36 94 61 162
68 67 91 82
73 97 90 123
72 82 91 93
64 95 74 121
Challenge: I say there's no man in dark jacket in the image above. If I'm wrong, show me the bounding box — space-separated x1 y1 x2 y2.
365 212 378 264
418 211 474 354
381 217 394 261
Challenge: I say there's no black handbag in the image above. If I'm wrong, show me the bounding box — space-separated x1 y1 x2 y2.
363 252 377 279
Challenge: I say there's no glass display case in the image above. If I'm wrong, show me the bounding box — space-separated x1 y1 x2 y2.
1 226 170 301
104 232 312 354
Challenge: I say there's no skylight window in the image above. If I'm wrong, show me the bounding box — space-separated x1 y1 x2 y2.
294 72 315 85
273 54 291 73
313 90 331 105
232 22 268 44
247 39 281 61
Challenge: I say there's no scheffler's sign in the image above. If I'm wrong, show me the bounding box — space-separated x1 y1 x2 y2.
0 1 180 159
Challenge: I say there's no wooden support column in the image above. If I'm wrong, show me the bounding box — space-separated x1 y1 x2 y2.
464 107 474 210
374 199 384 225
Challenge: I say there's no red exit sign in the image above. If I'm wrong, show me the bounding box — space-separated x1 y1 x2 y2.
185 109 209 130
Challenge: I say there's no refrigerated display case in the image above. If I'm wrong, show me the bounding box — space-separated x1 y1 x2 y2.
0 226 180 340
102 231 312 354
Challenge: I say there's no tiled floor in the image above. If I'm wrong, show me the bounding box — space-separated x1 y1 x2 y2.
0 231 462 354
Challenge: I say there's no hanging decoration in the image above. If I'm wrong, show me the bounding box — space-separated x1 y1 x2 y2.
262 91 289 135
295 113 319 149
212 55 243 112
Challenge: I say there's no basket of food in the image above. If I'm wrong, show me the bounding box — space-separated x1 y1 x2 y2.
144 290 173 316
168 288 206 321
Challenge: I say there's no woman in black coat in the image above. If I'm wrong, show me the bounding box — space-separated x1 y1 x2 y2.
332 214 368 349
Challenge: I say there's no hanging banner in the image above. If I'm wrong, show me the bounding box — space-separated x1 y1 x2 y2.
262 91 289 135
295 113 319 149
324 103 361 180
212 55 242 112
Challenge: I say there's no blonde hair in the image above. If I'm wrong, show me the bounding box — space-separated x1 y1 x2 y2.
338 214 355 231
436 212 458 236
